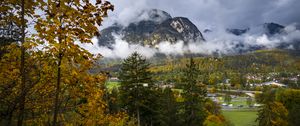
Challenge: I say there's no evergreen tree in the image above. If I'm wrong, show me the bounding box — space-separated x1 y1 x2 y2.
256 87 289 126
180 58 208 126
257 102 288 126
118 52 157 126
275 89 300 126
159 87 179 126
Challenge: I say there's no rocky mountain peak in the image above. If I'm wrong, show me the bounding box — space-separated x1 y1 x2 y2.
97 10 205 47
152 17 204 44
137 9 172 23
226 28 249 36
263 22 285 35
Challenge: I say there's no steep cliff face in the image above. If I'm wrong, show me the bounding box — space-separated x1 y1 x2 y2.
97 9 205 47
149 17 205 45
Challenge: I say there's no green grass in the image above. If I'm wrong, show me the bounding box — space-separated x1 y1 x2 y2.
171 88 183 93
219 97 256 107
230 99 248 106
222 110 258 126
106 81 120 90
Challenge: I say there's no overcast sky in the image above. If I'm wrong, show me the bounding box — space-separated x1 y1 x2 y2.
101 0 300 30
82 0 300 58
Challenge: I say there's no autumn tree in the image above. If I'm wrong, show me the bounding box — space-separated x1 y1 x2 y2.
0 43 43 125
257 101 288 126
203 114 228 126
0 0 42 125
276 89 300 126
33 0 114 125
180 58 207 125
256 87 289 126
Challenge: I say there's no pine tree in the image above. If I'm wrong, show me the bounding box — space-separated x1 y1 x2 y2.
160 87 179 126
180 58 207 126
256 87 289 126
118 52 157 126
257 102 288 126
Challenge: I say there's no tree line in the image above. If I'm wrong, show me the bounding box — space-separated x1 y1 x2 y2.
106 52 230 126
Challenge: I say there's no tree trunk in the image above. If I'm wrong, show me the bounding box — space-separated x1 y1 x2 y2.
137 107 140 126
6 111 13 126
52 51 63 126
17 0 26 125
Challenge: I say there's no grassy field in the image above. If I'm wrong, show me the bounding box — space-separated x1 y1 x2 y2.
222 110 258 126
106 81 120 90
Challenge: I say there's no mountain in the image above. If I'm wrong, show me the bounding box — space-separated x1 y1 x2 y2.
227 22 285 36
226 28 249 35
263 22 285 36
97 9 205 47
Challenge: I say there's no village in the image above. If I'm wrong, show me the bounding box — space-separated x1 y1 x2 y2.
107 76 290 110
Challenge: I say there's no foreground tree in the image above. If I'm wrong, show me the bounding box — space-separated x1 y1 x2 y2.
1 0 129 125
118 52 158 126
180 58 207 125
0 0 41 125
34 0 114 125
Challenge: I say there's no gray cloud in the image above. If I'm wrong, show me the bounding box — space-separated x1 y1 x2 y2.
79 24 300 58
82 0 300 58
102 0 300 30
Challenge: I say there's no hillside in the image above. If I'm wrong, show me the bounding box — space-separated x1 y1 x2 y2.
98 49 300 88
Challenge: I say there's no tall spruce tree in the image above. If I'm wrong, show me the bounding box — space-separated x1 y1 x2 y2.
160 87 179 126
180 58 207 126
118 52 157 126
256 88 289 126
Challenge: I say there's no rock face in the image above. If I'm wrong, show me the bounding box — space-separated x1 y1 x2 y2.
150 17 205 45
97 9 205 47
227 23 285 36
263 22 285 36
226 28 249 36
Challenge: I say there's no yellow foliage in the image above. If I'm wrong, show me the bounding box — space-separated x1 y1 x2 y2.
203 114 227 126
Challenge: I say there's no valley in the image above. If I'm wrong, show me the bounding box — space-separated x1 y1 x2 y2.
1 1 300 125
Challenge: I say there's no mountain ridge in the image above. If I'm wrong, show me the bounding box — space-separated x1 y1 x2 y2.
97 9 205 48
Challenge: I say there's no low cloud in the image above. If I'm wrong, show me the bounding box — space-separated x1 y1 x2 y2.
102 0 300 30
91 0 300 58
80 24 300 59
